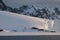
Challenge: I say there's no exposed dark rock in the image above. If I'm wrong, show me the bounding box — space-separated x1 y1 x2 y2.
0 0 6 10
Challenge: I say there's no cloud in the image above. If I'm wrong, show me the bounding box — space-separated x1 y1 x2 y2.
3 0 60 8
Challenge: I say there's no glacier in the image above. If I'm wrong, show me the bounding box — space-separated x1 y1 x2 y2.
0 11 60 32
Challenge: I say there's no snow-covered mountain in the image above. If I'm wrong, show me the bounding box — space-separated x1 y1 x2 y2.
0 0 60 32
18 5 60 20
0 11 60 32
0 0 59 20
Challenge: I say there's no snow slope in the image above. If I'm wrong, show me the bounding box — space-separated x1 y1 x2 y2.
0 11 60 32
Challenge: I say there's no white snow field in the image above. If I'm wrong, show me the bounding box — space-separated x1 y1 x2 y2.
0 11 60 32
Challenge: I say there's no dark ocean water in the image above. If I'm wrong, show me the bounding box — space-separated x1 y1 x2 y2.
0 35 60 40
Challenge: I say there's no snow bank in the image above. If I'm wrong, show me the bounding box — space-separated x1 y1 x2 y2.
0 11 59 32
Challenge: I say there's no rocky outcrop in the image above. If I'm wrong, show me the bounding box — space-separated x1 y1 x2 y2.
0 0 6 10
